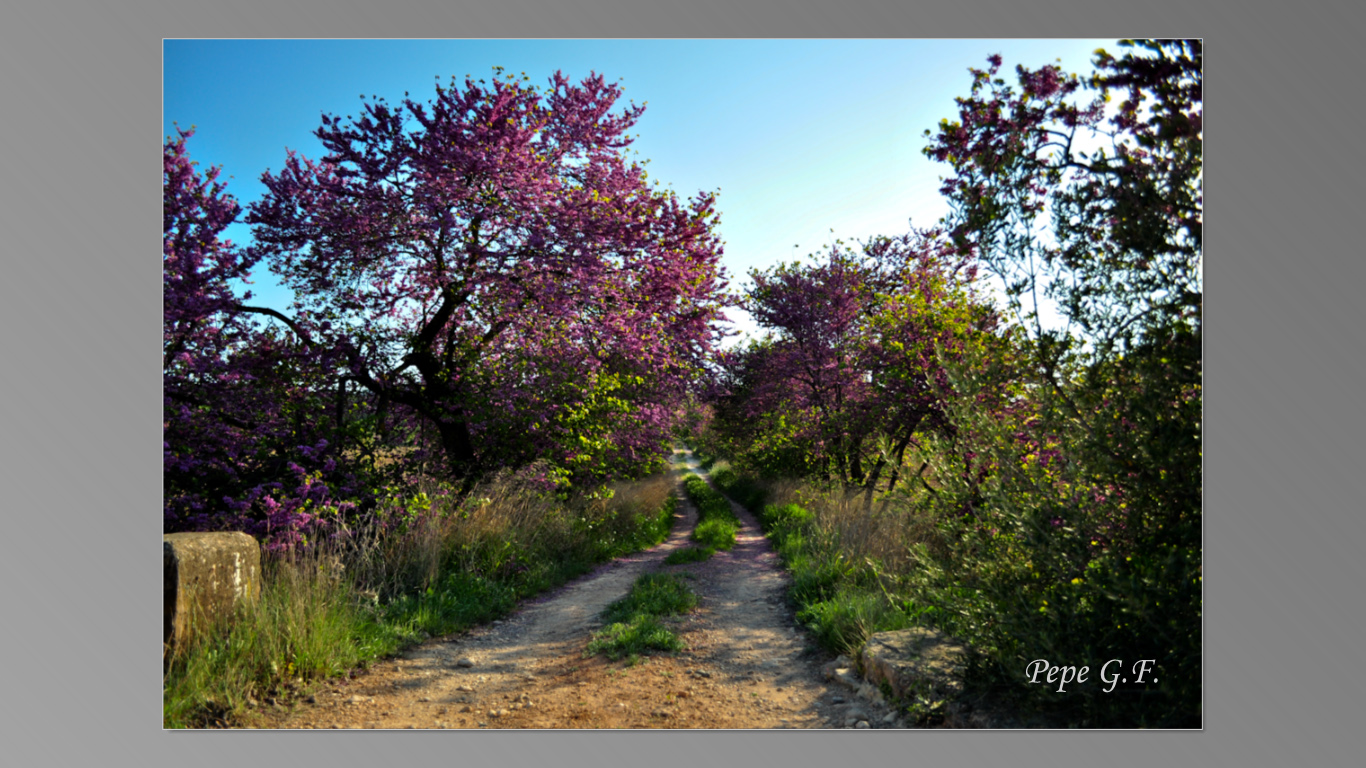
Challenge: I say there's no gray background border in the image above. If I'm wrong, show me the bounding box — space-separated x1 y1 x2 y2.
1 0 1359 765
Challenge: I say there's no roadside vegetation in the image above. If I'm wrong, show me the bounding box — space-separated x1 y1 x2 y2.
164 67 720 728
164 474 676 727
693 42 1202 728
165 40 1198 730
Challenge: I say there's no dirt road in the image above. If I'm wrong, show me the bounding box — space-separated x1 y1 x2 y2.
250 450 907 729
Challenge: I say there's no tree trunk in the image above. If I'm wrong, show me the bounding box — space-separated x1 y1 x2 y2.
432 413 478 482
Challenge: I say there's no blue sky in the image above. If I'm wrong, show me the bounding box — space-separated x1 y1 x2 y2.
164 39 1114 341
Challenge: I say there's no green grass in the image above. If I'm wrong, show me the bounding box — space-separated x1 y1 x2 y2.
663 545 714 565
165 474 678 728
585 572 697 662
796 587 916 656
584 616 685 662
601 572 698 623
691 518 736 551
701 470 925 659
163 555 406 728
682 474 741 551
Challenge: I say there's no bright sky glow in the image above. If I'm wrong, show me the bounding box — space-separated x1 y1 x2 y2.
164 39 1115 343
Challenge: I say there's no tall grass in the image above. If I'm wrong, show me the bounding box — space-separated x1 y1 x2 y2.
707 471 944 659
164 471 678 728
163 550 400 728
715 458 1198 726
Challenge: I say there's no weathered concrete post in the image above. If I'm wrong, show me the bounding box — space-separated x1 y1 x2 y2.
164 532 261 662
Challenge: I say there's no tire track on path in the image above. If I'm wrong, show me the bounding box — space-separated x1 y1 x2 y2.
250 449 907 729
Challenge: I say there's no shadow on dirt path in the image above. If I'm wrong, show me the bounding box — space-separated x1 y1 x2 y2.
249 449 909 729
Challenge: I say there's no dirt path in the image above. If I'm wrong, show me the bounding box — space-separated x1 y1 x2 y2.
250 450 908 729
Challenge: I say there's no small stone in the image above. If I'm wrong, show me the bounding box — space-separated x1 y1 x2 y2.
456 658 475 668
418 697 431 703
456 684 474 692
856 720 870 729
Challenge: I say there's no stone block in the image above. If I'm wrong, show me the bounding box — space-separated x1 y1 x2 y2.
164 532 261 659
859 627 966 701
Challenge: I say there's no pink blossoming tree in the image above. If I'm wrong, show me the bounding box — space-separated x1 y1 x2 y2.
244 69 729 488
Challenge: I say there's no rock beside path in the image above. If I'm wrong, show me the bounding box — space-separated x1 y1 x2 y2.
860 627 966 701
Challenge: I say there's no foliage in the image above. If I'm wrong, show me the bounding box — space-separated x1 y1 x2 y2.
710 467 769 512
164 129 372 545
925 41 1201 355
796 587 915 658
907 40 1202 726
712 229 1007 500
244 68 730 489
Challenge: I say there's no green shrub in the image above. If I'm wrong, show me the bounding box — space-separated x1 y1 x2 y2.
711 468 769 512
902 346 1202 727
